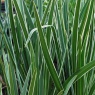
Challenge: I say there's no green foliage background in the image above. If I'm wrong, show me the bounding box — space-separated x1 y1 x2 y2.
0 0 95 95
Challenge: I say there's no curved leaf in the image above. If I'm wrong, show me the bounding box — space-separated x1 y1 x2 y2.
33 1 62 91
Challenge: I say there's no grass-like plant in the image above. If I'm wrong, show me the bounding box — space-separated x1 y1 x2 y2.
0 0 95 95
